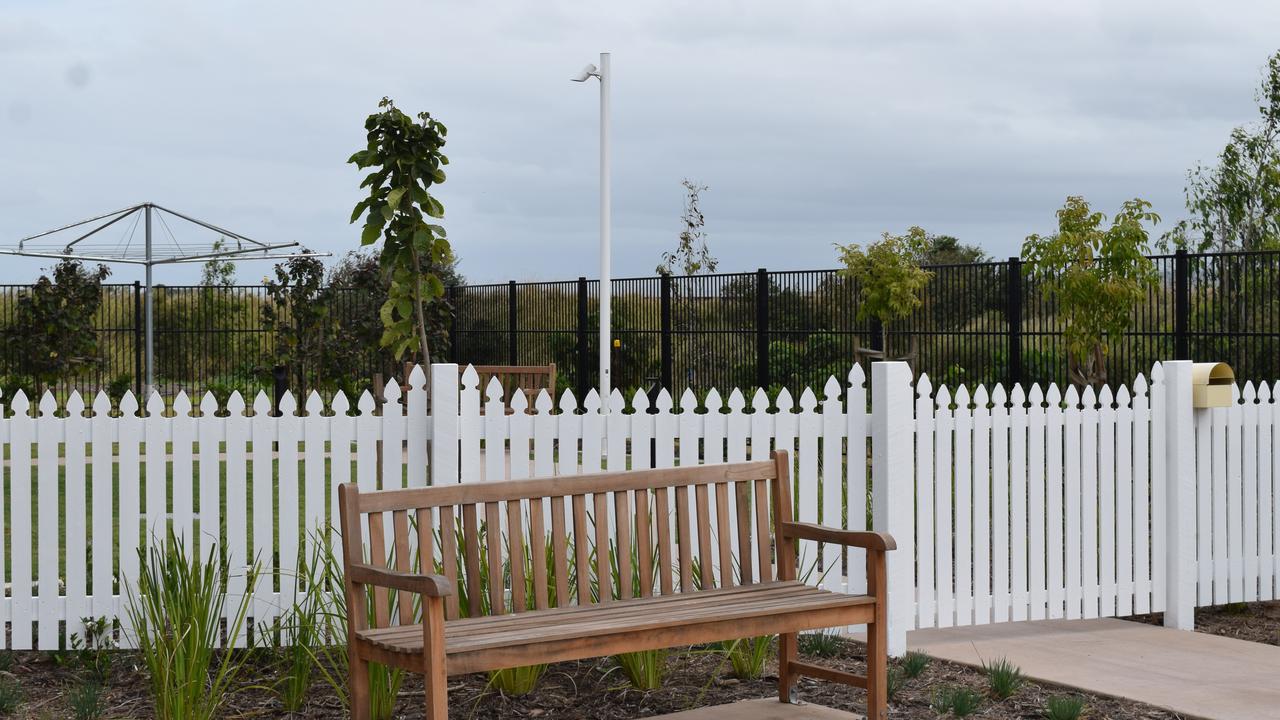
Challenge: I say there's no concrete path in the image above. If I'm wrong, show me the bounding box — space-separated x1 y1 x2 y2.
654 699 859 720
908 618 1280 720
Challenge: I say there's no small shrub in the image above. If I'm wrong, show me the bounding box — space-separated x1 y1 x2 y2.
899 649 931 679
983 656 1025 699
932 686 983 717
721 636 773 680
798 629 842 658
67 680 104 720
54 617 116 684
1044 695 1087 720
612 649 668 690
487 665 548 696
0 677 21 715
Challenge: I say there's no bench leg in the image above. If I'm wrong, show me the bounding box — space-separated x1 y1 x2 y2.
865 550 889 720
349 654 371 720
423 596 449 720
777 631 798 703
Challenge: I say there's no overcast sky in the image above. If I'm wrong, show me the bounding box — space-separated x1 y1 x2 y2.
2 0 1278 286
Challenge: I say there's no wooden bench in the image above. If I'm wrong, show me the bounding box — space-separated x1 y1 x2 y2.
460 363 556 413
338 450 895 720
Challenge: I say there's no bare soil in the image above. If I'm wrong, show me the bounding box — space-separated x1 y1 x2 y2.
1127 599 1280 647
1 636 1187 719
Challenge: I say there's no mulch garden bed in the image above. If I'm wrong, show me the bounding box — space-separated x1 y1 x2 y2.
2 636 1185 719
1127 599 1280 647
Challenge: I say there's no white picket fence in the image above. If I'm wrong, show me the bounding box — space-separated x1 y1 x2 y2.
0 361 1274 654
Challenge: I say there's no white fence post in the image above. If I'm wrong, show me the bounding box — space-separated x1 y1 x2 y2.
872 361 914 657
1163 360 1197 630
430 363 460 486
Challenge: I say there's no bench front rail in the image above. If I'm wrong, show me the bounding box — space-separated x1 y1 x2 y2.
338 449 894 720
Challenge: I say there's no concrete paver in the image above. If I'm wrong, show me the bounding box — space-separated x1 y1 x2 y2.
653 698 860 720
907 618 1280 720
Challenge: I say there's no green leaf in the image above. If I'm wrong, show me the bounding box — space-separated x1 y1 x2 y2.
386 187 406 210
360 224 382 246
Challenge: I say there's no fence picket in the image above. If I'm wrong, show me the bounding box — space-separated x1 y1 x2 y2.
1009 384 1028 622
10 392 32 650
990 383 1010 624
846 366 869 630
1064 386 1082 620
1080 386 1099 619
972 385 991 625
91 392 116 623
1132 376 1152 613
1228 386 1244 602
1027 384 1046 621
1098 385 1117 617
934 385 954 628
65 393 88 645
1045 385 1064 619
954 385 973 626
1242 383 1259 602
821 378 844 592
1115 386 1134 616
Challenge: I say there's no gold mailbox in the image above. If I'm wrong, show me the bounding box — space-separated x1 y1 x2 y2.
1191 362 1234 408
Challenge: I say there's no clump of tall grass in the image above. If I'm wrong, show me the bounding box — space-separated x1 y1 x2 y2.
798 629 843 658
1044 695 1087 720
720 636 773 680
982 656 1024 700
931 686 983 717
125 530 259 720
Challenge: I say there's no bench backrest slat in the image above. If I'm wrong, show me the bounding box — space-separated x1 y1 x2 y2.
341 452 794 627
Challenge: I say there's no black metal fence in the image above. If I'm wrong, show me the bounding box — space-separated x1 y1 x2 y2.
451 250 1280 397
1 250 1277 399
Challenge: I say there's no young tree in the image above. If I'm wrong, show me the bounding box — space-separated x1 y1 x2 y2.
200 237 237 287
2 259 111 393
261 252 329 396
835 226 934 355
1022 196 1160 388
349 97 453 365
657 179 716 276
1164 50 1280 252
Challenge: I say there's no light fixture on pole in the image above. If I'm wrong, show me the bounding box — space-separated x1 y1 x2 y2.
571 52 612 403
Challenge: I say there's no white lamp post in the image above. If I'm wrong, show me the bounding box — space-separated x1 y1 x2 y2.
572 52 612 402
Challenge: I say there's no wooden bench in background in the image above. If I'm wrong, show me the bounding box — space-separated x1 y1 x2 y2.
338 450 895 720
459 363 556 413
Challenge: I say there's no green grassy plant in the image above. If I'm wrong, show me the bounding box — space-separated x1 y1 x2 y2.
0 677 20 715
125 530 259 720
886 667 904 703
899 649 931 679
931 686 983 717
720 636 773 680
1044 695 1087 720
612 649 668 690
983 656 1025 700
798 629 842 658
275 550 326 714
67 680 104 720
487 664 549 696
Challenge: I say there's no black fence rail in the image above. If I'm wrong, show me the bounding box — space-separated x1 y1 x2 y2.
0 249 1276 400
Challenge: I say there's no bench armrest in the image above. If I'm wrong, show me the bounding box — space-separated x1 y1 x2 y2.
780 521 897 552
349 563 454 597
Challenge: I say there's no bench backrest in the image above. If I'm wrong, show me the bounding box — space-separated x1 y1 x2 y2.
461 364 556 413
339 451 794 624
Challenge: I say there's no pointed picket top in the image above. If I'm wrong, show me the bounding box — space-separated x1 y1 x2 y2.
799 387 818 412
1028 383 1044 407
384 378 402 404
460 364 479 391
407 363 427 390
775 387 794 413
974 384 990 409
1133 373 1148 397
1010 383 1026 406
146 391 166 418
305 390 324 416
558 388 578 414
225 391 245 416
278 390 297 416
173 391 192 417
1099 385 1114 409
991 383 1007 407
92 390 112 416
66 390 85 418
608 388 626 414
823 375 842 402
1232 382 1242 403
935 384 952 409
199 391 219 416
1242 381 1257 403
1258 381 1272 403
1150 362 1165 384
118 389 138 416
1116 384 1131 406
654 388 673 413
679 388 699 413
848 363 866 387
357 390 376 415
10 389 29 415
1046 383 1062 407
727 388 746 413
1082 385 1097 408
752 387 770 413
704 388 723 413
37 390 56 417
955 384 971 409
331 390 350 416
917 373 933 399
510 388 530 414
483 376 503 404
631 389 650 414
535 389 554 414
1064 384 1080 408
583 389 602 413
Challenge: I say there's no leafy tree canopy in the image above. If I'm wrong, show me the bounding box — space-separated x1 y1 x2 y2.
836 226 935 326
1022 196 1160 387
1 259 111 390
1164 50 1280 252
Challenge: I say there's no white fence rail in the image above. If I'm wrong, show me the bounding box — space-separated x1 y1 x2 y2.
0 362 1275 654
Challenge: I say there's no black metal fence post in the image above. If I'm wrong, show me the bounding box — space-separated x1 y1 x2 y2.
660 273 673 391
448 285 460 363
272 364 287 416
1175 249 1190 360
756 268 769 389
133 281 143 399
1007 257 1024 388
576 276 588 402
508 280 518 365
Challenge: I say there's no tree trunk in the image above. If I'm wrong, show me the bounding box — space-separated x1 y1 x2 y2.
410 247 432 368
